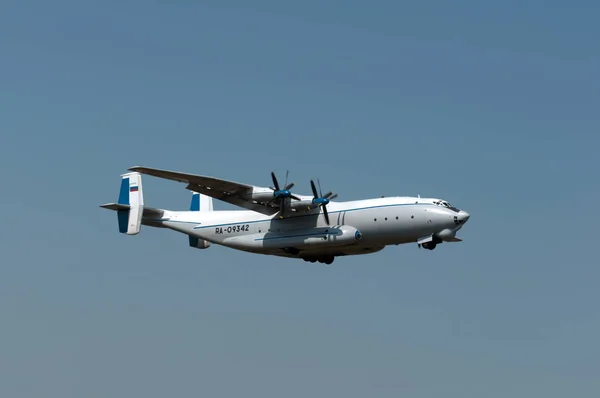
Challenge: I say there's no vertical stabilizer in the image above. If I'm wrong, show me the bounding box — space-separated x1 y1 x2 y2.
116 172 144 235
190 192 213 212
188 191 212 249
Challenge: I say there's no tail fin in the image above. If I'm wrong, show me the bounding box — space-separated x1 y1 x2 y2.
190 192 213 212
100 172 144 235
188 191 212 249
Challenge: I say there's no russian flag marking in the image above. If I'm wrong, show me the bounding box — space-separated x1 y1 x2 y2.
130 186 139 192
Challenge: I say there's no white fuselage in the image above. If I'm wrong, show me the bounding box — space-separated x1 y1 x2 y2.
142 196 469 260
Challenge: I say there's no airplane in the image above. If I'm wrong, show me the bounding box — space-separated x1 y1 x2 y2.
100 166 470 264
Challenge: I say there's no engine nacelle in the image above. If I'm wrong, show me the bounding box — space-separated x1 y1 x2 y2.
189 236 211 249
247 187 276 203
288 200 319 211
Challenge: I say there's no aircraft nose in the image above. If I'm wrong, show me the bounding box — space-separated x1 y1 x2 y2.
458 210 470 224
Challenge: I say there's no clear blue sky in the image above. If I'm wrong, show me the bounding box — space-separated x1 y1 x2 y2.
2 1 599 397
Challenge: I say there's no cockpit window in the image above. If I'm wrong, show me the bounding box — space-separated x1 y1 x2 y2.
434 200 460 212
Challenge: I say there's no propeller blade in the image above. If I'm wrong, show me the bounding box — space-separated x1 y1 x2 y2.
290 194 301 201
280 199 286 218
285 182 295 191
318 179 323 197
322 205 330 225
271 171 280 190
323 191 333 199
328 193 338 200
310 180 319 198
285 170 289 187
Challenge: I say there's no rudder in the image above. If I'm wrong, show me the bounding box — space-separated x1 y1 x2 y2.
116 172 144 235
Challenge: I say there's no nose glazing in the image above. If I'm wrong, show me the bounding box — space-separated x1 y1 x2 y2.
453 210 470 226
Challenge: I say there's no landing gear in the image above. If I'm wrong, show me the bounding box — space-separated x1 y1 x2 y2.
421 242 437 250
321 256 334 265
418 235 442 251
303 256 335 264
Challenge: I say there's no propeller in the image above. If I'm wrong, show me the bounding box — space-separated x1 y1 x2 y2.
269 170 300 216
310 178 337 225
269 170 300 200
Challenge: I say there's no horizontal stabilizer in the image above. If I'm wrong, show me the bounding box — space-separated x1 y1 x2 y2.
100 203 130 211
446 237 463 242
100 203 164 218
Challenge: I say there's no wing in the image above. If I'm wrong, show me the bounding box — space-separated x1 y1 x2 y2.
129 166 280 215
